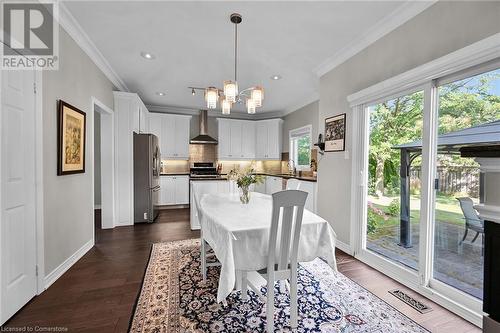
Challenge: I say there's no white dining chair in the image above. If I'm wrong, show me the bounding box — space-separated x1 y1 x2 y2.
240 189 308 332
286 178 301 190
192 182 220 281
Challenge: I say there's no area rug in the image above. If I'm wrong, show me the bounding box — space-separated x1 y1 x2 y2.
129 239 429 333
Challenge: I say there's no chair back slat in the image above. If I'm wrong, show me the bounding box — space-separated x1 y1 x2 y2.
268 190 308 273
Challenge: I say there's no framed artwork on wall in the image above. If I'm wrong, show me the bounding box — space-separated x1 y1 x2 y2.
324 113 346 152
57 100 86 175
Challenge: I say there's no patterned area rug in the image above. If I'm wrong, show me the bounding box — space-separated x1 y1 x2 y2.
129 239 429 333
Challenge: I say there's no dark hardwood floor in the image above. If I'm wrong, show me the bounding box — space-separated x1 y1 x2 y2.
4 209 479 332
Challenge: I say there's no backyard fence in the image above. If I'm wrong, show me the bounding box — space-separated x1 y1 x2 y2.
410 166 480 198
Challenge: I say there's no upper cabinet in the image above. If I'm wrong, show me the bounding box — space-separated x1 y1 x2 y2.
149 113 191 160
255 119 282 160
217 118 279 160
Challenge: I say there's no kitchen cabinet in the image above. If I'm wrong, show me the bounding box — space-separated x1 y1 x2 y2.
149 113 191 160
296 180 317 213
190 180 230 229
266 176 283 194
218 119 256 159
255 119 282 160
113 92 150 226
160 175 189 205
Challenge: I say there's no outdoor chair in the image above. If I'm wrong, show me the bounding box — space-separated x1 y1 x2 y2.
456 197 484 247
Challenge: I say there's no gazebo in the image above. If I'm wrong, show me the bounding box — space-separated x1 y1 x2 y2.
393 120 500 248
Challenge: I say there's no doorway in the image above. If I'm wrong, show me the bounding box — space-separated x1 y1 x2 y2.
92 98 114 236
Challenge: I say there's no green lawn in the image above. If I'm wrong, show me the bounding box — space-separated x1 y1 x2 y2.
368 194 466 233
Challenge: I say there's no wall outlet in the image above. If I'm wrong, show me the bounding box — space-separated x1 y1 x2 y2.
143 212 148 220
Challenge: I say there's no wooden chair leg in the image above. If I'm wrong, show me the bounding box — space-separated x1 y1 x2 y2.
201 240 207 281
266 278 274 333
290 267 298 329
241 271 248 300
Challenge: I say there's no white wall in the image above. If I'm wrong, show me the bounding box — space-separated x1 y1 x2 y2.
317 1 500 245
282 101 319 153
42 27 115 275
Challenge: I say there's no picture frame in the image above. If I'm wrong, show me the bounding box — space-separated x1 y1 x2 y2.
57 100 86 175
324 113 346 152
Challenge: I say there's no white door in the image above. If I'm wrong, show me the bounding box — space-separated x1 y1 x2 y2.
162 115 175 158
1 69 37 324
241 121 255 158
267 121 280 159
174 117 189 159
174 176 189 204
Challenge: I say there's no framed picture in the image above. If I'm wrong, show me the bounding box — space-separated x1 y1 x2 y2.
57 100 86 175
324 113 346 152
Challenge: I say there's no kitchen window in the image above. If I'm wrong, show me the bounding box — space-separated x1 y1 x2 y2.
289 125 312 171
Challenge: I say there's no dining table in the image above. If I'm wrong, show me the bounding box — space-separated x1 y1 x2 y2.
198 191 337 302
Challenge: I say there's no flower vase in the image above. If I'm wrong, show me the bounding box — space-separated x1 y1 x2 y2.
239 185 250 204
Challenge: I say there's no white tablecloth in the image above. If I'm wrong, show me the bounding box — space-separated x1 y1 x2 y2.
199 192 337 302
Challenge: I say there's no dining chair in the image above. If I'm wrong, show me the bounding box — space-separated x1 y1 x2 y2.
286 178 301 190
192 182 220 281
240 189 308 332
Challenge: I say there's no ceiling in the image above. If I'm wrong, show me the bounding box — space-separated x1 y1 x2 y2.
63 1 422 115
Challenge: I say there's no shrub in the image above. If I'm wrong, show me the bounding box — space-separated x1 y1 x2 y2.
388 198 400 216
367 208 379 234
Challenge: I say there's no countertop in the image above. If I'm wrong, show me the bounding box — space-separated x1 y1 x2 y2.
161 173 317 182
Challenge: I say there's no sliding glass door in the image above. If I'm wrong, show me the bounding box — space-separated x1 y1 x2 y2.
365 90 423 271
357 63 499 322
431 67 500 300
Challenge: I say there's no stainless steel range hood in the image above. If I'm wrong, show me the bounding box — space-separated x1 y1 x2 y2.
190 110 218 144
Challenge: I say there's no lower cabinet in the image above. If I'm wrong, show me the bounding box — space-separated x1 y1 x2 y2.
160 176 189 205
266 176 284 194
190 180 230 230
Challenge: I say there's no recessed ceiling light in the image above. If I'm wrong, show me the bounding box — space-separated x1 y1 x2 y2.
271 75 282 80
156 92 166 96
141 52 155 60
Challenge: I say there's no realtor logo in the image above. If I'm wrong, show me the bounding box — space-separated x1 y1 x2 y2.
2 1 59 70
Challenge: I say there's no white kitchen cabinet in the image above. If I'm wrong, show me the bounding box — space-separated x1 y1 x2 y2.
255 119 282 160
218 119 254 159
266 176 283 194
113 92 150 226
149 113 191 160
241 122 256 158
297 180 317 213
190 180 230 229
254 176 267 194
160 175 189 205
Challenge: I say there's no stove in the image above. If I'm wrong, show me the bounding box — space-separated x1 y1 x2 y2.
190 162 219 179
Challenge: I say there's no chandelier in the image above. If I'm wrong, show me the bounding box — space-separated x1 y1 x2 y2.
188 13 264 115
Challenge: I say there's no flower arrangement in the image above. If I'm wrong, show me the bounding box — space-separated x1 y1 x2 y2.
228 165 264 204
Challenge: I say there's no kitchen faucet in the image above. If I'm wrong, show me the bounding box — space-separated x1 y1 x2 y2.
287 159 297 175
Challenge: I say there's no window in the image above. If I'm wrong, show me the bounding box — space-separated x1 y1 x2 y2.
289 125 312 171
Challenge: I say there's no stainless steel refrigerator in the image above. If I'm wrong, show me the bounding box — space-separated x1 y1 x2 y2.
133 133 160 223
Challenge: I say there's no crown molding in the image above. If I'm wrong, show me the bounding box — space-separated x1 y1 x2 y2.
347 32 500 107
58 3 129 92
147 104 284 120
314 1 436 78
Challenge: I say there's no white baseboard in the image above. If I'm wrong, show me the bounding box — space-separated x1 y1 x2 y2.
335 240 353 255
44 239 94 290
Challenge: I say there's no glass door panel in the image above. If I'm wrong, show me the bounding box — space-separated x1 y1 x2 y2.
366 90 424 271
432 68 500 299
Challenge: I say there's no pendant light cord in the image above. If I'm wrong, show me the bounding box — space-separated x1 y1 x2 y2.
234 22 238 82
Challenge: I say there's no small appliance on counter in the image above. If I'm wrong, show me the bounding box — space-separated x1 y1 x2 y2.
133 133 161 223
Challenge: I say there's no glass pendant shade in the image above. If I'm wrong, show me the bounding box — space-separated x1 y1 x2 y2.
205 87 218 109
221 98 231 115
246 98 256 114
223 80 238 103
251 86 264 107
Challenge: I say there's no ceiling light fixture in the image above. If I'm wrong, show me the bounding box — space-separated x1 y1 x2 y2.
140 51 155 60
271 75 281 80
188 13 264 115
156 92 166 96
